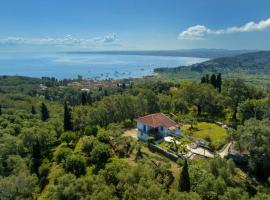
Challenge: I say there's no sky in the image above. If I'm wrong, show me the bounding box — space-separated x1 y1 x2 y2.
0 0 270 51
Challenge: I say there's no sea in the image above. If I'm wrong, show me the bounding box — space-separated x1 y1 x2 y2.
0 52 209 80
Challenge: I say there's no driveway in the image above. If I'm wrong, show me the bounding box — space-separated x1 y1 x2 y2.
218 142 232 158
123 128 138 139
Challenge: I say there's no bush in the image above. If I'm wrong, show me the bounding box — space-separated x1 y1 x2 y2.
97 131 110 144
60 131 79 147
122 119 134 129
81 137 97 155
38 158 50 178
147 136 155 145
65 154 86 177
83 125 98 136
54 146 73 164
91 143 111 168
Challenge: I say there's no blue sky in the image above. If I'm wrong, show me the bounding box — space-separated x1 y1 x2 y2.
0 0 270 51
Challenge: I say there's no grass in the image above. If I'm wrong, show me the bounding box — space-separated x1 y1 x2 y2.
183 122 228 150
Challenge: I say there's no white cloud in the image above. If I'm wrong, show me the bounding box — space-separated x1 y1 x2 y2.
0 33 119 47
178 17 270 40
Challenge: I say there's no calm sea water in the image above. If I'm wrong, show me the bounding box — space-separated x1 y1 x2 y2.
0 52 208 79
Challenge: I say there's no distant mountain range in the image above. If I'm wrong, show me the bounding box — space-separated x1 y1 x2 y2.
68 49 254 59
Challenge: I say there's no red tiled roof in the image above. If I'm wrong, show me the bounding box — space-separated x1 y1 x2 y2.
136 113 179 128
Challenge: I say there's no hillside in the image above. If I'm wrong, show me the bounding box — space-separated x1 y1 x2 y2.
190 51 270 73
155 51 270 85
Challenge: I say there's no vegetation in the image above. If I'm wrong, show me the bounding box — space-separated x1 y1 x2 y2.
179 159 190 192
0 74 270 200
155 51 270 86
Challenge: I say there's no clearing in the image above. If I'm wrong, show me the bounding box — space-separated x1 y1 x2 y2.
182 122 228 150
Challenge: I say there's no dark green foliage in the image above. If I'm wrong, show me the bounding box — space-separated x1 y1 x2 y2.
38 158 50 188
97 131 110 144
205 74 209 84
0 75 270 199
223 79 252 121
210 74 217 88
31 105 37 115
217 73 222 93
201 73 222 91
65 154 86 177
81 137 97 155
53 146 73 164
179 159 190 192
40 102 49 121
64 102 73 131
233 119 270 182
201 76 206 84
0 104 2 116
142 90 160 113
60 131 79 147
91 143 111 168
32 139 42 176
83 125 98 136
81 91 87 105
135 145 143 160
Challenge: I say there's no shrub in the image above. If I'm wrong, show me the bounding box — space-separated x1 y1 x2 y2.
83 125 98 136
54 146 73 164
65 154 86 177
81 137 97 155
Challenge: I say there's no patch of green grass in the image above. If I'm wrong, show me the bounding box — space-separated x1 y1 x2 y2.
183 122 227 150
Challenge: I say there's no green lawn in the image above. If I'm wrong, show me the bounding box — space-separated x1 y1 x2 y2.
183 122 228 150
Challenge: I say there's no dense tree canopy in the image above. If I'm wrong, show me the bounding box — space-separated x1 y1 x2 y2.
0 76 269 200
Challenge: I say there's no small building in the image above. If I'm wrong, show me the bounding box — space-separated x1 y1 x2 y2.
136 113 182 141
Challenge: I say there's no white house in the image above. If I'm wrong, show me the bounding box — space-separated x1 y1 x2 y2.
136 113 182 141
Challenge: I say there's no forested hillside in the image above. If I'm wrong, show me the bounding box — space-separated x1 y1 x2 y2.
0 75 270 200
155 51 270 85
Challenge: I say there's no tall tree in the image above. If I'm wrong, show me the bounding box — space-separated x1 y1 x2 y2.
40 102 49 121
223 79 250 121
143 90 160 113
31 105 37 115
179 159 190 192
201 76 206 84
205 74 210 84
32 139 41 176
87 92 93 105
81 92 87 105
64 102 73 131
216 73 222 93
210 74 217 88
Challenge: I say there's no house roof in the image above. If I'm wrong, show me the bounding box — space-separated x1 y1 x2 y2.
136 113 179 128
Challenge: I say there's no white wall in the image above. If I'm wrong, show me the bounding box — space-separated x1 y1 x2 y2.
137 122 183 141
137 122 151 141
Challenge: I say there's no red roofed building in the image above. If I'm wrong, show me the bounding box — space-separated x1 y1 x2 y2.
136 113 182 141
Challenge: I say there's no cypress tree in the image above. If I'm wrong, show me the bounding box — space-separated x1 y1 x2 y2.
64 102 73 131
179 159 190 192
32 139 41 176
201 76 206 84
217 73 222 93
81 92 87 105
40 103 49 121
87 92 92 105
31 105 37 115
205 74 210 84
210 74 217 88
